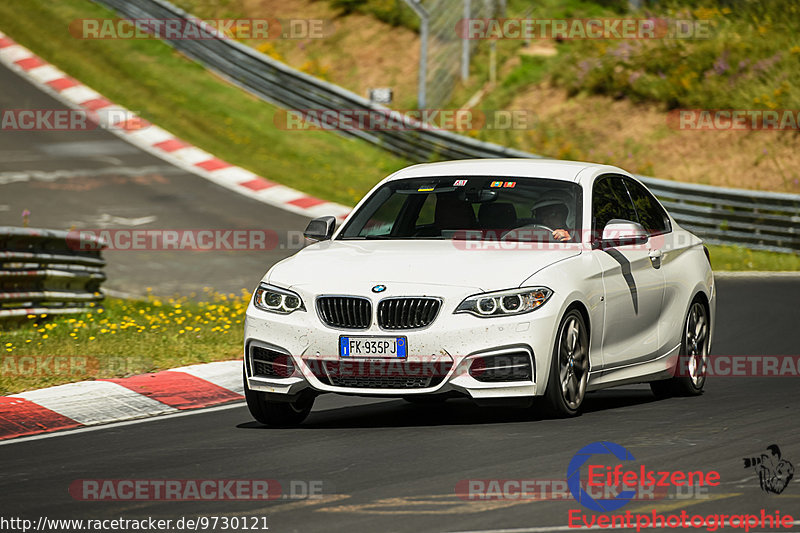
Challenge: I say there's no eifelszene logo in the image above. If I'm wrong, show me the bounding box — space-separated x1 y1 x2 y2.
567 441 637 512
567 441 721 512
743 444 795 495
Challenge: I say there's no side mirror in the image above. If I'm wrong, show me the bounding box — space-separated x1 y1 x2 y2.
600 219 648 248
303 216 336 241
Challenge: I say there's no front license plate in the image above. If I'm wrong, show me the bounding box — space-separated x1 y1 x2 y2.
339 336 407 358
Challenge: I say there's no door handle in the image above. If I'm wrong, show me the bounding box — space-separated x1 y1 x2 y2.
649 249 663 268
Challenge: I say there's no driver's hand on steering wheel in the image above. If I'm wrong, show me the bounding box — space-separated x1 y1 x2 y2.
552 229 571 241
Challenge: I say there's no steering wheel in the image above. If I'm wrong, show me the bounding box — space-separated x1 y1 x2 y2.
529 224 554 233
501 224 557 242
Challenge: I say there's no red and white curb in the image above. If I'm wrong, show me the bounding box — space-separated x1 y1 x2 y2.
0 30 351 220
0 360 244 441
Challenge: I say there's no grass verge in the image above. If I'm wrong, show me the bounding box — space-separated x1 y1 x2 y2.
0 0 409 207
1 290 247 395
707 245 800 272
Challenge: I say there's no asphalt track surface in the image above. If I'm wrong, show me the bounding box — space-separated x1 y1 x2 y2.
2 62 800 533
0 63 311 296
1 278 799 533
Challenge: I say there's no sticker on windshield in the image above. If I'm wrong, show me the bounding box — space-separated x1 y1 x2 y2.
490 181 504 187
417 186 435 192
453 179 468 186
503 181 516 188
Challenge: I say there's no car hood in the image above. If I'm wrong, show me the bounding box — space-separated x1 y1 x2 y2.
265 240 581 293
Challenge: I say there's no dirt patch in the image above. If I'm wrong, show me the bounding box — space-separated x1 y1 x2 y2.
504 83 800 193
242 0 420 107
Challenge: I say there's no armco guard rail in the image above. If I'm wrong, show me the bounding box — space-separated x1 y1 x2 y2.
0 227 106 320
93 0 800 253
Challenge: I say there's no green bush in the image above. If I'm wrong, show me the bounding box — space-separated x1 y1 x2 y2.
550 0 800 109
330 0 367 15
330 0 418 29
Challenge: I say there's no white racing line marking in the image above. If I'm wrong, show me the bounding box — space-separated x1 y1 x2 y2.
37 140 140 157
0 165 183 185
317 494 540 516
223 494 353 516
91 213 158 227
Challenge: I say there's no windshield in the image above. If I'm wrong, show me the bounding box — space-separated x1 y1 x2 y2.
339 176 582 242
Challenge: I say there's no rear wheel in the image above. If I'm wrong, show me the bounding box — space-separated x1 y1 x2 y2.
244 370 314 427
543 309 589 417
650 300 709 398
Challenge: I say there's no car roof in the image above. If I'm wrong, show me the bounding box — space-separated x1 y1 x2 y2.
386 158 626 183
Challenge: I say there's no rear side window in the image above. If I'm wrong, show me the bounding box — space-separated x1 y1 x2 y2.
624 179 671 235
592 176 638 233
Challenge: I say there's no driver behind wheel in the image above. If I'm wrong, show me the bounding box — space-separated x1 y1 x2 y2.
531 190 574 242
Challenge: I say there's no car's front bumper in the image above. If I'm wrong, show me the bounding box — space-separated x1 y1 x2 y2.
243 289 563 400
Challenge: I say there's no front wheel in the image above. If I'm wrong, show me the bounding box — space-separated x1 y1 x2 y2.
543 309 589 417
244 370 314 427
650 300 709 398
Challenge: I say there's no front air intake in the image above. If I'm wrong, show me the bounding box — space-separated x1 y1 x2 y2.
316 296 372 329
377 298 441 330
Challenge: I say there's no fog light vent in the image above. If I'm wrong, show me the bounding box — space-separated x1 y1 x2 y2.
251 345 294 378
469 352 532 382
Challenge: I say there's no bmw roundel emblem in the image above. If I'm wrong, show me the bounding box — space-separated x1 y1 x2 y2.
372 284 387 293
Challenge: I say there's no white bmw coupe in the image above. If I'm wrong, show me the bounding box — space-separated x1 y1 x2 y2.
243 159 714 426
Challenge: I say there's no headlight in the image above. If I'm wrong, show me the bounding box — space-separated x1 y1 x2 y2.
253 283 306 314
455 287 552 318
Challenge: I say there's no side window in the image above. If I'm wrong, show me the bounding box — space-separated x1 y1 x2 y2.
592 176 638 233
624 179 671 235
415 194 436 227
357 193 406 237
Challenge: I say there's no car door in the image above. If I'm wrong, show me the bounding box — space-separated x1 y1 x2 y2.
622 177 684 356
591 175 666 369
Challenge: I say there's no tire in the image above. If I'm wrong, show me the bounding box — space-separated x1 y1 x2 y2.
649 299 709 398
243 370 314 427
543 309 589 417
649 379 674 400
